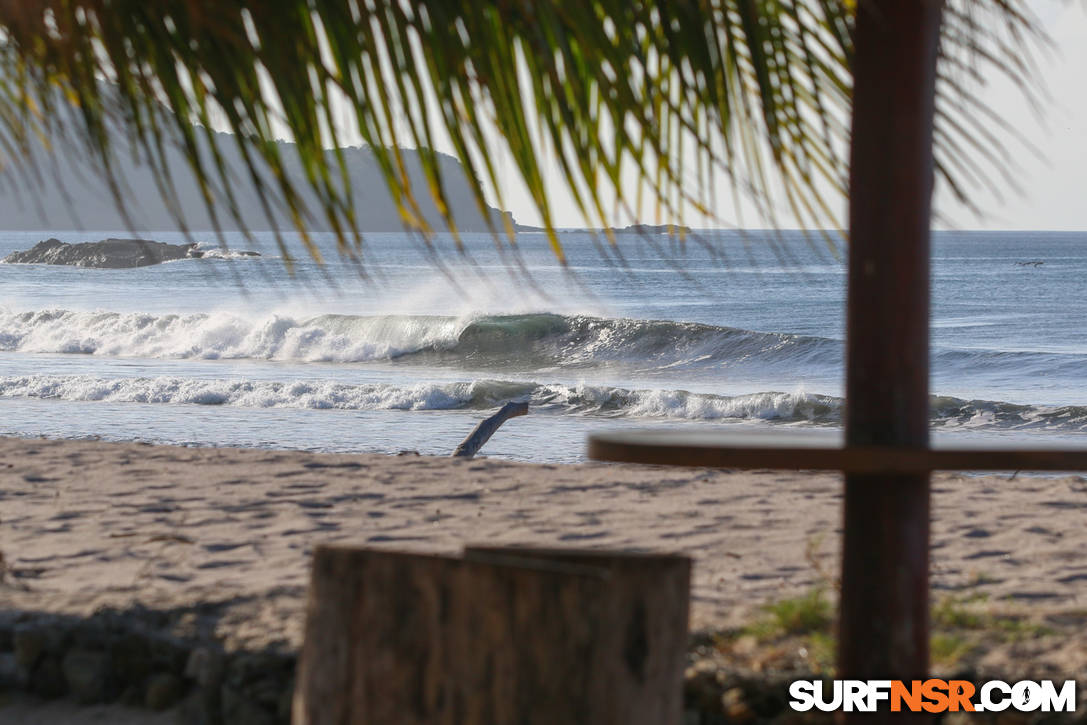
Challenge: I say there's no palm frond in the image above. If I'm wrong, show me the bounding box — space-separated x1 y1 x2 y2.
0 1 1047 264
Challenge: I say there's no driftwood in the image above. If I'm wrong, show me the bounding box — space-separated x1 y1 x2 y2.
452 401 528 458
293 546 690 725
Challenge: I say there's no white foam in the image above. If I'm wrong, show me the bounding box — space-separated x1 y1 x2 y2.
0 372 843 422
617 388 840 421
0 308 468 362
0 374 485 411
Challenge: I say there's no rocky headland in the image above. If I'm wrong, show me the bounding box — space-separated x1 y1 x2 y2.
2 238 258 269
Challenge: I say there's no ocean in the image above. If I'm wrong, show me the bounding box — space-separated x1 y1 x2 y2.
0 229 1084 463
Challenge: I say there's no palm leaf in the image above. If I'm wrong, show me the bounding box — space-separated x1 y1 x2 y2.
0 0 1046 263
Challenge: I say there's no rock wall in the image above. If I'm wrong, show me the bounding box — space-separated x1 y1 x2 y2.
1 609 294 724
4 610 1082 723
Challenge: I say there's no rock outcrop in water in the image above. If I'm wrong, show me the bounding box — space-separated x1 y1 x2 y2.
4 238 208 268
553 223 693 236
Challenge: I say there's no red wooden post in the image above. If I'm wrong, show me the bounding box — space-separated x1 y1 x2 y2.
840 0 944 698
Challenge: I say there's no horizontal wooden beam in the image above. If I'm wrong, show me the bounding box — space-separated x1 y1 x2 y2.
588 430 1087 473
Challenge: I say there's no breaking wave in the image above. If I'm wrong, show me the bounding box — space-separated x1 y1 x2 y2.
2 307 1083 381
0 307 838 371
1 372 1086 431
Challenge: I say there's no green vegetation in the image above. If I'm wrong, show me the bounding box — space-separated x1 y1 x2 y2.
932 592 990 630
933 593 1054 643
745 587 832 640
0 2 1043 265
930 633 972 666
718 588 1055 674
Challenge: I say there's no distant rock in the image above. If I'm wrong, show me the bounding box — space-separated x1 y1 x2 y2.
618 223 693 236
4 238 199 268
554 223 694 236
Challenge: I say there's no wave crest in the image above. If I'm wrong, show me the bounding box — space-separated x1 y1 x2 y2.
0 308 837 370
3 307 1082 382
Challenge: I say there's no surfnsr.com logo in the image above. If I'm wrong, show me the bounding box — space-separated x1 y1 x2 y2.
789 679 1076 713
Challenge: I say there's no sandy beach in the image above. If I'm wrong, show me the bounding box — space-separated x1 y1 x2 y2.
3 436 1087 721
4 435 1087 630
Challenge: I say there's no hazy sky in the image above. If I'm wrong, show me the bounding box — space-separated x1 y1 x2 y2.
934 1 1087 231
488 2 1087 231
299 4 1085 231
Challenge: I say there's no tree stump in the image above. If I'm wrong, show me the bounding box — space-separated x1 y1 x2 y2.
293 546 690 725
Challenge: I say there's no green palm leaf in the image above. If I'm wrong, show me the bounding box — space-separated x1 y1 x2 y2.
0 1 1046 263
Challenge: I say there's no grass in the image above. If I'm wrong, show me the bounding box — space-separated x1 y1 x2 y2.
719 587 836 674
745 587 832 639
933 593 1054 642
800 631 836 674
932 592 990 630
930 633 973 665
717 587 1056 673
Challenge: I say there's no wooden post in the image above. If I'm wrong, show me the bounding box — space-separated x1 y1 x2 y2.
841 0 943 699
293 546 690 725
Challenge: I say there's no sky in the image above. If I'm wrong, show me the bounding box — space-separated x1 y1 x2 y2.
482 2 1087 232
286 3 1085 232
933 1 1087 231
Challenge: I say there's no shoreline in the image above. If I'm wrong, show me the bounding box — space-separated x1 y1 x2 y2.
3 436 1087 721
